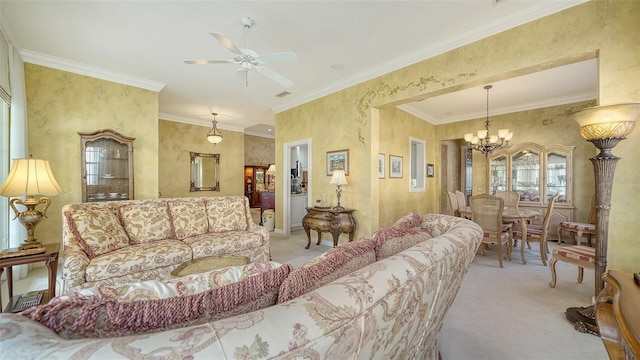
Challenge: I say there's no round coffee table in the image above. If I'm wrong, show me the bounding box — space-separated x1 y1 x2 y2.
171 255 249 277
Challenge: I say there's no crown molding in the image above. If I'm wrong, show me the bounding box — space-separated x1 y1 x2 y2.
159 112 244 133
21 49 165 92
398 91 597 125
273 0 589 114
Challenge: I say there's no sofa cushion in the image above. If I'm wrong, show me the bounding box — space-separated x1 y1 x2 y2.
119 202 173 244
22 262 293 339
66 209 129 259
168 200 208 240
204 197 249 232
184 231 264 259
84 239 192 282
277 239 376 303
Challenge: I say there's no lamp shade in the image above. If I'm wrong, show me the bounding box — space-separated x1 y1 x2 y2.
266 164 276 174
207 134 223 144
0 158 65 197
571 103 640 140
329 170 348 186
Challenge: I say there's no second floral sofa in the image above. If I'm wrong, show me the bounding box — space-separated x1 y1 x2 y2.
61 196 269 293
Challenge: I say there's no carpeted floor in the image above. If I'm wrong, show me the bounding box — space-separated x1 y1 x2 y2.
2 229 606 359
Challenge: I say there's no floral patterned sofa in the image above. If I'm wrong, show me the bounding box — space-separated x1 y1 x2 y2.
60 196 270 293
0 213 482 359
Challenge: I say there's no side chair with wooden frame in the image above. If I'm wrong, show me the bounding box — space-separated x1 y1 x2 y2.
557 195 596 246
470 194 513 268
514 194 559 266
447 191 459 217
495 190 520 210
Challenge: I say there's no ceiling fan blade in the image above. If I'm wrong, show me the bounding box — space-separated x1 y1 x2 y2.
257 66 293 88
210 32 243 54
184 59 232 64
259 51 298 63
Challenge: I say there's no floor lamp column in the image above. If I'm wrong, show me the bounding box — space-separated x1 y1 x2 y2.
567 103 640 335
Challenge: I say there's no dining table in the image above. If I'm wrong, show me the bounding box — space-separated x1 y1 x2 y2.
461 206 540 265
501 207 540 265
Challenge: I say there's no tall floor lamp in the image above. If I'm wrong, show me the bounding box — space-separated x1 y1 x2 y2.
566 103 640 334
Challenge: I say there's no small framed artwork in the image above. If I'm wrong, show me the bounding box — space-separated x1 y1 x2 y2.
378 153 385 178
427 163 434 177
389 155 403 178
327 149 349 176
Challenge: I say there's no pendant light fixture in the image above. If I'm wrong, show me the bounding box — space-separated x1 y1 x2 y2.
207 112 223 144
464 85 513 158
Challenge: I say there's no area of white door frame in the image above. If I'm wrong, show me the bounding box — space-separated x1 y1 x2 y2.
282 138 312 234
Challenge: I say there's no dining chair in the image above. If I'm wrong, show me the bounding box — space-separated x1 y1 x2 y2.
455 190 471 219
548 245 595 288
495 190 520 210
514 194 559 266
447 191 459 217
557 195 596 246
470 194 513 268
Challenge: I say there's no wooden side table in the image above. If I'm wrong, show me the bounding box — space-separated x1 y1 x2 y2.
302 207 355 249
1 243 59 312
595 270 640 359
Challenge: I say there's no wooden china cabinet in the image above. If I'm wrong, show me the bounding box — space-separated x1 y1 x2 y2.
244 165 269 208
488 142 574 240
79 129 135 203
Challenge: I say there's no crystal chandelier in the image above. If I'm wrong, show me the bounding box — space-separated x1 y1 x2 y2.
464 85 513 158
207 112 223 144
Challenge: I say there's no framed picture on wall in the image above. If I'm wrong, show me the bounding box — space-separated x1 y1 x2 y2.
326 149 349 176
390 155 403 178
427 163 434 177
378 153 385 178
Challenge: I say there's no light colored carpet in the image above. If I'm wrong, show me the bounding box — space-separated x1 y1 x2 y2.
2 233 607 359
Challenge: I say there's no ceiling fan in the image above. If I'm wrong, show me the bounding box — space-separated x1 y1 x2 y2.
184 17 298 88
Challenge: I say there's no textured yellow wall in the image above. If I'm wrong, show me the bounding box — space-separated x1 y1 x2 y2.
378 106 436 227
276 1 640 272
158 120 244 198
24 63 159 245
244 134 274 166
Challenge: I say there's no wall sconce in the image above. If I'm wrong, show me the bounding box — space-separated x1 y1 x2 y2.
329 169 348 211
566 102 639 334
0 157 65 254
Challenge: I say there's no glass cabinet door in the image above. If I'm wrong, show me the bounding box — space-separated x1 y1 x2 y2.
489 155 507 195
79 129 135 202
511 150 541 203
546 152 568 204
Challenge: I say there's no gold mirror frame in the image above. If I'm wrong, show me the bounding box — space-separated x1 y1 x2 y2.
190 152 220 192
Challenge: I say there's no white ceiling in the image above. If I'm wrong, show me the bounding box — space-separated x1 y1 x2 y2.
1 0 594 137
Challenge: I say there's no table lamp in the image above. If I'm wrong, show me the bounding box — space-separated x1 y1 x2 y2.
329 169 348 211
0 157 64 252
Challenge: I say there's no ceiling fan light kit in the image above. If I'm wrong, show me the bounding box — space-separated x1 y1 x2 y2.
185 16 298 88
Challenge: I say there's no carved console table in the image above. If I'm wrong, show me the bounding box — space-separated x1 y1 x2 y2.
302 207 355 249
595 270 640 359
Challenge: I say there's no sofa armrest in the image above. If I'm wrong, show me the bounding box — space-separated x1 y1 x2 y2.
248 221 269 241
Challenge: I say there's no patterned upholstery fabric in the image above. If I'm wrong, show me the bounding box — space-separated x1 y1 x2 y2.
119 202 173 244
66 209 129 259
559 221 596 232
168 200 208 240
22 263 292 339
84 239 192 282
277 240 376 303
373 231 432 260
61 197 270 293
1 213 483 359
204 196 249 232
554 245 595 263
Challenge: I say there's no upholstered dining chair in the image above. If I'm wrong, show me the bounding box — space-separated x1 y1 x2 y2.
447 191 459 217
557 195 596 246
514 194 559 266
548 245 595 288
495 190 520 210
470 194 513 268
455 190 466 211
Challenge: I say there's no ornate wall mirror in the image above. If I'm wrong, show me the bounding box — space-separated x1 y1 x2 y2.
190 152 220 192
